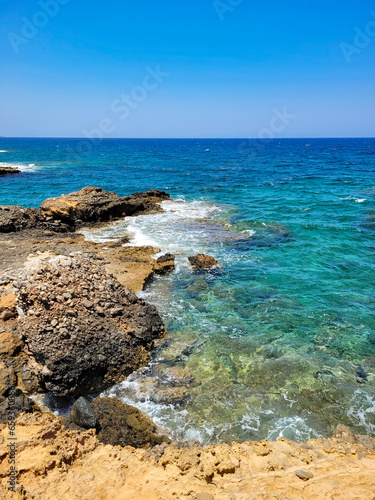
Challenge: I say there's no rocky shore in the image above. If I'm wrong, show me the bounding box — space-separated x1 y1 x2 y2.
0 186 375 499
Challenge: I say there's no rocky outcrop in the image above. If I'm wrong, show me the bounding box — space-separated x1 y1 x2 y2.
0 206 39 233
155 253 175 274
15 254 166 396
0 188 170 233
40 187 170 225
0 166 20 175
188 254 218 270
1 412 375 500
0 205 70 233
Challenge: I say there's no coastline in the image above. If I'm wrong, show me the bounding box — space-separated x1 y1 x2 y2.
0 186 375 498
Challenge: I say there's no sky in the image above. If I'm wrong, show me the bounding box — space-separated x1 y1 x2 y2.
1 0 375 138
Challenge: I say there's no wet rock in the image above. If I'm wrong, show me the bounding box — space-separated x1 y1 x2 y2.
158 366 195 385
92 397 171 449
152 386 189 405
0 166 20 175
188 254 218 270
69 397 97 429
15 255 166 396
40 187 170 225
335 424 357 444
155 253 175 274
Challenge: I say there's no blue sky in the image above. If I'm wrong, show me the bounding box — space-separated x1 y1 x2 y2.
1 0 375 138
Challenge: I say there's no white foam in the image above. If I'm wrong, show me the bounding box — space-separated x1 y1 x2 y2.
340 196 367 203
241 229 255 236
266 416 321 441
82 199 224 268
0 150 8 153
347 389 375 435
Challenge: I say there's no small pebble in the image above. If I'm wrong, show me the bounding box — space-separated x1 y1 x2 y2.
295 470 310 481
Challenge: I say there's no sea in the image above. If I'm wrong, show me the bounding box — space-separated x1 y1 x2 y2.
1 137 374 443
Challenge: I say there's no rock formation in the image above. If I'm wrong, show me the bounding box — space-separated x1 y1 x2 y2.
188 254 218 270
0 166 20 176
14 254 166 396
0 413 374 499
40 187 170 225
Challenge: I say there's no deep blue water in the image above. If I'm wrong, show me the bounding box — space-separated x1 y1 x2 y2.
1 138 375 442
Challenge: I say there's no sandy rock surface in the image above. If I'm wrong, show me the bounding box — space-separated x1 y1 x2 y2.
0 413 374 500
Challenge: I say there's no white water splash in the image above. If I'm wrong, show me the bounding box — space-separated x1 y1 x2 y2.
0 161 37 172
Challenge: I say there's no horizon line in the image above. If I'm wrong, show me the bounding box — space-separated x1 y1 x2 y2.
1 136 375 140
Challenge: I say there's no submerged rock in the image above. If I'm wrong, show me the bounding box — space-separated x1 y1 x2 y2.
92 397 170 448
188 254 218 270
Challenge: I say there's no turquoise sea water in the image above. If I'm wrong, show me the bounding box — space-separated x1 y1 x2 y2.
1 138 375 442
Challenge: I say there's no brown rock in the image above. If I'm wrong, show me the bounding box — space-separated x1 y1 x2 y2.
0 293 17 321
92 397 170 449
335 423 357 444
15 255 166 396
155 253 175 274
0 166 20 175
40 186 170 225
0 332 22 357
188 254 218 270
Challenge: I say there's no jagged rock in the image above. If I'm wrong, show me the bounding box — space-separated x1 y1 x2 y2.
0 206 39 233
155 253 175 274
188 254 218 270
0 166 20 175
40 187 170 224
92 397 170 449
15 255 166 396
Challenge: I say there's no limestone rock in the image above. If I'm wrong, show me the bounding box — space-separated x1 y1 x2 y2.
40 186 170 224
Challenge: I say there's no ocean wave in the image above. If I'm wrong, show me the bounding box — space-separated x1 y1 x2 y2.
340 196 367 203
347 390 375 435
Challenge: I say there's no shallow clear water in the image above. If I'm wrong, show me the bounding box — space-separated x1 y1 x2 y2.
1 138 374 442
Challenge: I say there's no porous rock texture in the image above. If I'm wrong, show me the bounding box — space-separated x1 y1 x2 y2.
40 187 170 224
14 254 166 396
0 413 374 500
